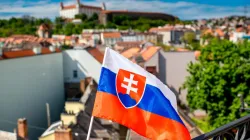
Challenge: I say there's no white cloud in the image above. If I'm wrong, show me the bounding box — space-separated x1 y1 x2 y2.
0 0 245 20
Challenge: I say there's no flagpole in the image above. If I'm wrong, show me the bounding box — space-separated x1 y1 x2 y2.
87 48 109 140
86 116 94 140
126 129 131 140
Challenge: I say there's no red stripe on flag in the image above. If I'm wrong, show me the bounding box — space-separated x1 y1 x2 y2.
93 91 191 140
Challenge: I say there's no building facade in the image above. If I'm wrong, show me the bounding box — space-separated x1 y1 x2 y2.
101 32 122 47
0 52 65 140
63 49 102 84
158 51 196 105
59 0 105 19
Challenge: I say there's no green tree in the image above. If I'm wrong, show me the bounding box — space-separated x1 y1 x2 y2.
112 15 130 25
183 39 250 129
55 17 65 24
75 14 87 21
106 22 116 28
88 13 98 21
64 23 75 35
183 31 196 44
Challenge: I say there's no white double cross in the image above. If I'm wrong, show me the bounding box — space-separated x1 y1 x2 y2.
121 74 138 95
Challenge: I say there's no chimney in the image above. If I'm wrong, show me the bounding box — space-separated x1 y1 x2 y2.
0 42 3 56
0 47 2 56
17 118 28 140
49 45 56 52
33 46 42 55
55 128 73 140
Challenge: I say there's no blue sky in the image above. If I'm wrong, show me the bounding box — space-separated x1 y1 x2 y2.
0 0 249 20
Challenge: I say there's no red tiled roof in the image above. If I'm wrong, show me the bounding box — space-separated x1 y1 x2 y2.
0 38 6 42
203 29 213 35
121 47 140 59
103 32 121 38
141 46 160 61
149 27 173 32
80 4 101 10
65 36 72 40
176 48 189 52
116 41 142 47
3 49 35 59
236 27 244 32
215 29 224 37
38 23 51 31
1 47 61 60
62 4 101 10
62 5 76 10
86 47 104 63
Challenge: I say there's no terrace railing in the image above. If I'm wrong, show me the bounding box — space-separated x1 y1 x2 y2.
192 114 250 140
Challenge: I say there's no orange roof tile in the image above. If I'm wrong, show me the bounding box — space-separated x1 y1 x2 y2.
0 38 6 42
203 29 213 35
215 29 224 37
121 48 140 59
2 47 61 60
141 46 160 61
103 32 121 38
176 48 189 52
149 27 172 32
65 36 72 40
116 41 142 47
236 27 244 32
62 4 101 10
3 49 35 59
80 4 101 10
62 5 76 10
86 47 104 63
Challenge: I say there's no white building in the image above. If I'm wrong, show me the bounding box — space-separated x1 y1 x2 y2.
121 32 145 42
59 0 105 19
158 51 196 105
150 28 186 46
63 48 102 83
0 47 65 140
101 32 122 47
230 32 246 43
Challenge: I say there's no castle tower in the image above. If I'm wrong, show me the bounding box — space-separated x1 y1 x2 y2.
102 2 106 10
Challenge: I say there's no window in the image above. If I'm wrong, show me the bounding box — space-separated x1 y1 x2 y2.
73 70 78 78
146 66 157 76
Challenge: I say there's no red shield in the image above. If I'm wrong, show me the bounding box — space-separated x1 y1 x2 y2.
116 69 146 108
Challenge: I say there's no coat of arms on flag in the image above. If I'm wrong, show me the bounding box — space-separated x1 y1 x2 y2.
116 69 146 108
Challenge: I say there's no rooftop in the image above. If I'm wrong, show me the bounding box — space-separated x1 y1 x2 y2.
101 10 176 18
61 4 102 10
116 41 142 47
85 47 104 63
140 46 161 61
1 47 61 60
121 47 140 59
102 32 121 38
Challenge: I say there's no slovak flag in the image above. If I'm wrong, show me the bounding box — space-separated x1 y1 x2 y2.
92 48 191 140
